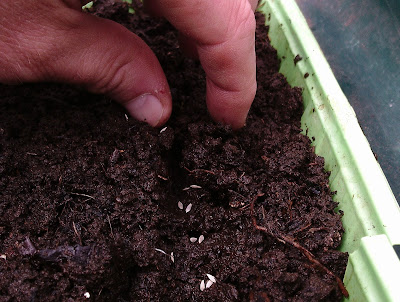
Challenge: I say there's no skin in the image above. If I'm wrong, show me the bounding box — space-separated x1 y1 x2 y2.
0 0 258 128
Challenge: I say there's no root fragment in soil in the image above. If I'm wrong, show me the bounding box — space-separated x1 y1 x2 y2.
250 194 349 298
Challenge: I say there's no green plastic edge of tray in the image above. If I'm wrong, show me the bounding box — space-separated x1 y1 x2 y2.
259 0 400 301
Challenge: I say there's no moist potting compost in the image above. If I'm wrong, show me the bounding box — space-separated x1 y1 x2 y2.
0 1 348 301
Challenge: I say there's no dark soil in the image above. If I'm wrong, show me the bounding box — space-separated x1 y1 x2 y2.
0 1 348 301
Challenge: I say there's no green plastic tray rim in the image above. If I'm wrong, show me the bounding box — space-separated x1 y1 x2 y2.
258 0 400 301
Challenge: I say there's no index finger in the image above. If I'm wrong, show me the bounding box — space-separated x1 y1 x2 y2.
146 0 257 128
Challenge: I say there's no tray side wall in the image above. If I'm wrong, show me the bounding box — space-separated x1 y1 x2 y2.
259 0 400 300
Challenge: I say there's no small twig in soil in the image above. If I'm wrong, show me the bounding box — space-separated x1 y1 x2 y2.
239 203 251 210
250 194 349 298
107 215 115 240
184 166 216 175
292 222 312 235
26 152 38 156
58 200 69 218
69 192 96 200
72 221 83 245
287 198 293 221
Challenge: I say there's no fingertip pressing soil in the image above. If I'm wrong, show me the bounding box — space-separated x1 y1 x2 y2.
0 1 348 301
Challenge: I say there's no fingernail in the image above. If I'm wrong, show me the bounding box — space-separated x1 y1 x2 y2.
126 94 163 126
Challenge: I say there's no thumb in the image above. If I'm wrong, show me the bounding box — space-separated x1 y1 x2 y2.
0 1 172 127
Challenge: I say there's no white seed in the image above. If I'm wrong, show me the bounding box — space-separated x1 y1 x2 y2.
157 175 168 181
160 127 167 133
84 292 90 299
124 114 129 121
0 254 6 260
178 201 184 210
200 280 206 291
170 252 174 263
185 203 192 213
198 235 205 244
206 280 213 288
182 187 190 191
190 185 202 189
190 237 197 243
206 274 216 283
155 248 167 255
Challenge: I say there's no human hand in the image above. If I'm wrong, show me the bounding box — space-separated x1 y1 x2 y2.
0 0 257 128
